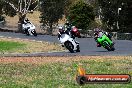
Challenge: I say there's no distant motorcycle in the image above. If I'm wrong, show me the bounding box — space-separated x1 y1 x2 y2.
71 26 81 38
96 34 115 51
22 20 37 36
59 33 80 53
65 26 81 38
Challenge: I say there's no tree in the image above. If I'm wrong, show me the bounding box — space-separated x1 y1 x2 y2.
1 0 39 31
63 0 77 17
0 0 4 15
98 0 132 33
68 0 95 32
0 0 5 20
121 0 132 33
39 0 68 34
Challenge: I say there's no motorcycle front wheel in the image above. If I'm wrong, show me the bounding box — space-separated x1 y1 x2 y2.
25 30 30 36
103 42 111 51
64 41 74 53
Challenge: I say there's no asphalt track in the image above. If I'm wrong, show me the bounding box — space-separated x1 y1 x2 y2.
0 32 132 56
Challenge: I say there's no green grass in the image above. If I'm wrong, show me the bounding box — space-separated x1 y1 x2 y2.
0 58 132 88
0 38 65 54
0 41 25 53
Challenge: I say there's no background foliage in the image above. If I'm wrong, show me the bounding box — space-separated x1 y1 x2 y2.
68 0 95 32
98 0 132 33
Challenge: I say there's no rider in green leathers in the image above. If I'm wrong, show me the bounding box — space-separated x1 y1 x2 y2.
94 28 113 47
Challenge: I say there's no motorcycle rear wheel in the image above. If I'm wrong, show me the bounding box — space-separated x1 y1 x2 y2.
76 45 80 52
103 42 111 51
111 45 115 51
26 31 30 36
31 30 37 36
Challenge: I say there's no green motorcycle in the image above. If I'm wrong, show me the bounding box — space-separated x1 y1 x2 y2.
96 34 115 51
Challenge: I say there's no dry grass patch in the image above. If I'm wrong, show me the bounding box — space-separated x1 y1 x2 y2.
0 56 131 64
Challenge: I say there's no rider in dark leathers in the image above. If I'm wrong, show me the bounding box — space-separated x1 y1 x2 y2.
58 26 69 40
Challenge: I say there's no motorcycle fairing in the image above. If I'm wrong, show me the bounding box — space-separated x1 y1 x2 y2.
97 34 112 45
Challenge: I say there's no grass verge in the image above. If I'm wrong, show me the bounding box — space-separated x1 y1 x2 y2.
0 56 131 88
0 40 26 54
0 37 65 54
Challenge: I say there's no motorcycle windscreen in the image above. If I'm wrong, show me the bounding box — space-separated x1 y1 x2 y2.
26 23 35 29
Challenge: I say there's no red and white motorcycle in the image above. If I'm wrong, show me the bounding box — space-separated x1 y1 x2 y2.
71 26 81 38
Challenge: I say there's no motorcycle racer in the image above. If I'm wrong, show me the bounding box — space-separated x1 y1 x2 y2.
94 28 113 47
58 26 79 47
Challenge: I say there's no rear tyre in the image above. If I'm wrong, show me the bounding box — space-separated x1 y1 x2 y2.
105 45 111 51
111 45 115 51
32 30 37 36
104 42 111 51
76 45 80 52
111 48 115 51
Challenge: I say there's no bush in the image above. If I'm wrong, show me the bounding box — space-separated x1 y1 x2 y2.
0 16 5 22
68 0 95 32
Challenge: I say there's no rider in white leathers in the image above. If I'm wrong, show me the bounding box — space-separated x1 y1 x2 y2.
22 18 30 31
58 26 79 46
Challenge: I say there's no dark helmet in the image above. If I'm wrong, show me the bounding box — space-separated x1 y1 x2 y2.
94 28 102 33
25 18 29 22
65 23 70 26
94 32 98 36
58 26 64 33
65 21 70 26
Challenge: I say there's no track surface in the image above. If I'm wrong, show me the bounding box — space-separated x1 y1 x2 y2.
0 32 132 56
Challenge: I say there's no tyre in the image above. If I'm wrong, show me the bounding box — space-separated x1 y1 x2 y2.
111 45 115 51
76 45 80 52
76 76 86 85
23 27 30 36
32 30 37 36
103 42 111 51
105 45 111 51
64 42 74 53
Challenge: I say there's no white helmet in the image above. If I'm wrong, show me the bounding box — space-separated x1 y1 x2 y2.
58 26 63 30
58 26 64 33
72 26 75 29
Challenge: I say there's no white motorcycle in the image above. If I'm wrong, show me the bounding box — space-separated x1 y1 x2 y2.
22 21 37 36
59 33 80 53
